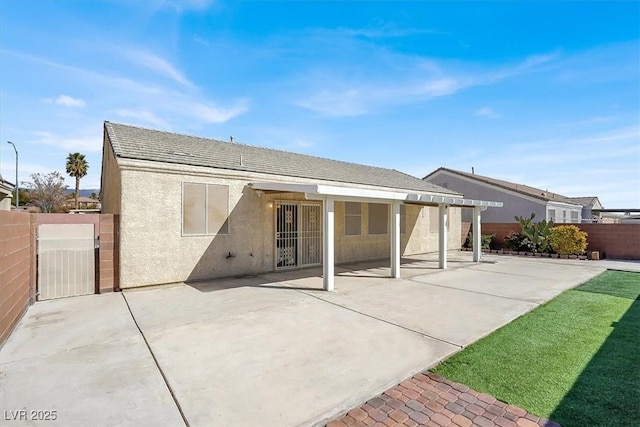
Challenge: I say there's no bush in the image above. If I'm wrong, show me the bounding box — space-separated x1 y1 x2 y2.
515 212 554 253
465 232 494 250
549 225 588 255
504 231 535 252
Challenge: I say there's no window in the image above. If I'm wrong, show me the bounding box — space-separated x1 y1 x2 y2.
368 203 388 235
400 204 407 234
571 211 579 223
548 209 556 222
182 183 229 235
344 202 362 236
562 210 567 223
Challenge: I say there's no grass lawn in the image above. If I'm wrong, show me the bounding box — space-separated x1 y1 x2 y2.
431 270 640 426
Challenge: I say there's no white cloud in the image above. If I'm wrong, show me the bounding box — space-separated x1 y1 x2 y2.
188 99 250 123
120 48 193 88
332 23 444 39
43 94 86 107
295 51 558 117
474 107 501 118
33 130 102 153
113 109 168 128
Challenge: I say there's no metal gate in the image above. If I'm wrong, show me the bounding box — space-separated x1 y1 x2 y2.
37 224 95 300
275 202 322 269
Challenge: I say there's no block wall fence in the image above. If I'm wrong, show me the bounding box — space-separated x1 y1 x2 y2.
0 212 119 347
471 222 640 260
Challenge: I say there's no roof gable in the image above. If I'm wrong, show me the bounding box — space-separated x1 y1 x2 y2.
424 167 582 205
105 122 458 195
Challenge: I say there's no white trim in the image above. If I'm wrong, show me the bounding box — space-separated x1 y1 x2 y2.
323 197 335 291
546 200 584 209
390 202 401 278
249 182 503 208
438 205 448 269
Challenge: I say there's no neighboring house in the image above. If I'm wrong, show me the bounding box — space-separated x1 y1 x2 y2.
63 196 102 210
0 175 14 211
566 196 603 222
101 122 501 289
424 167 584 223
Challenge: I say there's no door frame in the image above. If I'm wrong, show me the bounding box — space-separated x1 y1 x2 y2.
273 200 323 271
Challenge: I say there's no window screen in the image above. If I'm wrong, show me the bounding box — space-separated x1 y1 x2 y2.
548 209 556 222
570 211 579 223
344 202 362 236
183 183 229 235
368 203 388 235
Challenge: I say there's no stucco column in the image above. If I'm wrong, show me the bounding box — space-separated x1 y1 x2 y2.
323 197 335 291
473 206 482 262
390 202 401 278
439 204 448 269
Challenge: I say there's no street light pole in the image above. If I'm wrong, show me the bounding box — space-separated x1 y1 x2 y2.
7 141 18 210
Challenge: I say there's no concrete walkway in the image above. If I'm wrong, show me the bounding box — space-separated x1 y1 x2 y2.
1 253 623 426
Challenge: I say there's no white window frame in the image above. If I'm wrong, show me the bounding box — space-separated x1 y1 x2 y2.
182 182 230 236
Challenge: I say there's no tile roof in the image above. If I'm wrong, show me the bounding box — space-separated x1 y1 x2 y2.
424 167 582 205
105 122 458 194
566 196 601 208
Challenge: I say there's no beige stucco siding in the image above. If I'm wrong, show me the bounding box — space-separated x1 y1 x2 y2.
115 159 461 288
100 133 122 215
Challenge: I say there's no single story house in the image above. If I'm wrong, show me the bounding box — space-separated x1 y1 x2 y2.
0 174 14 211
423 167 585 223
101 122 501 290
564 196 614 223
63 196 102 210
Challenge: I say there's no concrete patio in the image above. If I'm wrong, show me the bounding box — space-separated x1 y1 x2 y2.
1 253 613 427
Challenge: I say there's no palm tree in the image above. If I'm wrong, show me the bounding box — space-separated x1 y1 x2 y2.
65 153 89 209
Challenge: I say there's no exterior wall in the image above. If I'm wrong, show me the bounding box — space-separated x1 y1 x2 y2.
546 201 582 224
481 223 640 260
425 171 547 223
0 194 12 211
333 203 461 263
0 211 35 347
100 131 122 215
116 159 462 288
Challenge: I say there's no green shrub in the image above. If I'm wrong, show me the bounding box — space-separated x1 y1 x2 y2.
514 212 554 253
466 232 494 249
504 231 535 252
549 225 588 255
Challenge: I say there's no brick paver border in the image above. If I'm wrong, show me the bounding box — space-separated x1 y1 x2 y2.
326 372 561 427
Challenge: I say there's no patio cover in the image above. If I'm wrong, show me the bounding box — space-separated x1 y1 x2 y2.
249 182 503 290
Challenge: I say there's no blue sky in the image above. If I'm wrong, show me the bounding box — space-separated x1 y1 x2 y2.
1 0 638 207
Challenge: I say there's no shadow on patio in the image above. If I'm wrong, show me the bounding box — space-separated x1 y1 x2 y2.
186 251 479 293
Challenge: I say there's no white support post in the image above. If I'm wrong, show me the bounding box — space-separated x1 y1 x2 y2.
439 204 448 269
473 206 482 262
390 202 401 278
323 197 335 291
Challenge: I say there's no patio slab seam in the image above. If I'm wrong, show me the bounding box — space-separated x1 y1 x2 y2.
121 292 190 427
405 277 553 304
294 287 465 349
